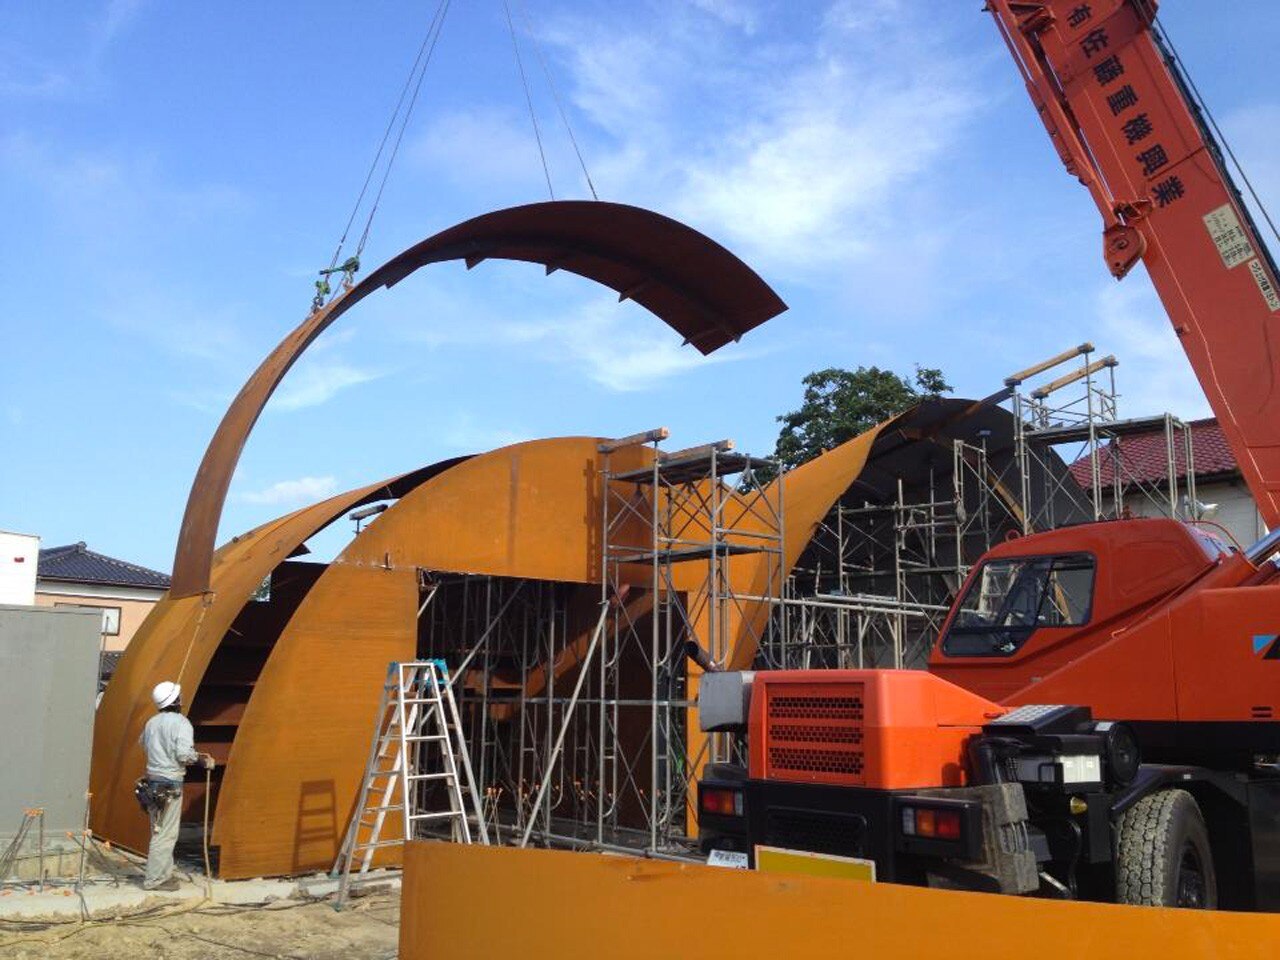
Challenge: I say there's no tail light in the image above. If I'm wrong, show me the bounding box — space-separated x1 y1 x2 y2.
901 804 963 840
700 786 744 817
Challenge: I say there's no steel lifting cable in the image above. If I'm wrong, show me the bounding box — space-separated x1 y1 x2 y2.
315 0 453 310
515 0 599 200
502 0 555 200
354 0 453 258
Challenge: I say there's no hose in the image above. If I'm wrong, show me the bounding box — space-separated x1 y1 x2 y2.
202 758 214 902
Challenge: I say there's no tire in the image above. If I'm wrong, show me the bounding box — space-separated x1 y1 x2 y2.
1115 788 1217 909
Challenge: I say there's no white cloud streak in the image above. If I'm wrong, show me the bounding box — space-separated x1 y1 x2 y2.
1094 279 1211 419
1 0 147 102
271 359 383 411
238 475 338 507
536 2 979 276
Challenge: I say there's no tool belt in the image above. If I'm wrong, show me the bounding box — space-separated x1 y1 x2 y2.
134 777 183 815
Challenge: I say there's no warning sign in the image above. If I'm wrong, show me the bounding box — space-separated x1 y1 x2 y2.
1203 204 1256 269
1248 258 1280 313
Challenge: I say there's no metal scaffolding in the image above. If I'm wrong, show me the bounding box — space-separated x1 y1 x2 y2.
414 430 783 856
754 342 1203 673
411 344 1201 853
1008 343 1197 531
763 435 1023 671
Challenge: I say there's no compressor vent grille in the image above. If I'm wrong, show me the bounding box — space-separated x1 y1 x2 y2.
764 685 866 786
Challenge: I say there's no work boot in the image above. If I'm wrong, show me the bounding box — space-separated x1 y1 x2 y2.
143 877 181 892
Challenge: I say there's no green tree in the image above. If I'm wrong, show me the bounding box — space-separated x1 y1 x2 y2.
773 365 951 470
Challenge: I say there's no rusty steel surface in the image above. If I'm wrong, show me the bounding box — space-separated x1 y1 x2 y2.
213 563 418 878
207 432 893 876
211 436 651 876
399 842 1280 960
89 471 442 856
339 436 653 583
103 401 1053 874
169 201 787 599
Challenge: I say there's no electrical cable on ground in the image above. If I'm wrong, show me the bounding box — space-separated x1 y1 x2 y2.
502 0 555 200
515 0 598 200
0 888 400 951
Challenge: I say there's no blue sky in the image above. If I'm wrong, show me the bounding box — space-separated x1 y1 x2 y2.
3 1 1279 573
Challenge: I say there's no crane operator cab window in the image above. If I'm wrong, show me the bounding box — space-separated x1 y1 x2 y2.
941 554 1095 657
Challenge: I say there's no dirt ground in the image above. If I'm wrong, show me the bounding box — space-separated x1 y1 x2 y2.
0 890 400 959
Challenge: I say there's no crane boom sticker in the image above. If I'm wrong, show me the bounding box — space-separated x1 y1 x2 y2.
1203 204 1256 269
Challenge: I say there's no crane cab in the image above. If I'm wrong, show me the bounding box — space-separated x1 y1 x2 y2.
929 517 1234 703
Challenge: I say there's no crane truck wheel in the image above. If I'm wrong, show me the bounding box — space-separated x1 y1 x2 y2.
1115 788 1217 909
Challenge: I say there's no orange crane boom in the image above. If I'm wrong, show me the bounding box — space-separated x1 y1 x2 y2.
986 0 1280 526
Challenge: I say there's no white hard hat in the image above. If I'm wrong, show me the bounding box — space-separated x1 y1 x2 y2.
152 681 181 710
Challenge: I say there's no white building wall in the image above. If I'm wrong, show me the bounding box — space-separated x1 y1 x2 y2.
0 532 38 605
1124 478 1265 549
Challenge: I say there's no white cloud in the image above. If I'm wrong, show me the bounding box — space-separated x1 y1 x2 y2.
1220 102 1280 231
507 295 754 391
688 0 759 34
530 3 979 278
0 0 146 102
1094 279 1211 420
96 0 146 52
438 414 531 453
271 359 383 411
0 52 72 100
822 0 900 33
409 107 548 194
0 132 250 253
238 475 338 507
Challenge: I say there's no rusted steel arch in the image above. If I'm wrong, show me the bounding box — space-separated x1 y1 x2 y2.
89 462 464 855
170 201 787 598
212 437 657 876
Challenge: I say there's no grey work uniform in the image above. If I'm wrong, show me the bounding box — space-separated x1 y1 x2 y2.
139 711 199 888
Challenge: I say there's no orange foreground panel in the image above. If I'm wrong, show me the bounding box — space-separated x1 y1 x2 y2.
400 842 1280 960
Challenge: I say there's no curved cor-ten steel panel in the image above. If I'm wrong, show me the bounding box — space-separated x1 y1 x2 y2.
170 201 787 599
213 437 655 877
89 468 456 856
212 432 903 877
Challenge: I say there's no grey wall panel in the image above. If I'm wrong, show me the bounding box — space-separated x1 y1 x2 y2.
0 605 101 844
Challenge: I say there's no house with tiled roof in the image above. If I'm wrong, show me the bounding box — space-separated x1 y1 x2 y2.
34 542 170 661
1069 417 1266 548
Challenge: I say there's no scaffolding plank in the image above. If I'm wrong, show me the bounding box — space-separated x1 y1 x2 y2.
609 451 774 485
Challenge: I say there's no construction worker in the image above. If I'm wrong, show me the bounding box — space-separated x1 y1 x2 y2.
139 681 213 891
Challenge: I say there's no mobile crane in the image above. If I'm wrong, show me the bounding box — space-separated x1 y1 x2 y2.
697 1 1280 910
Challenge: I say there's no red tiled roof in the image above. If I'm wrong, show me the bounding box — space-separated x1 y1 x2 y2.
1068 418 1236 488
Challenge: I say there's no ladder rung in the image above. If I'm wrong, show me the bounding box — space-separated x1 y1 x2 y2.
353 840 407 851
408 811 464 821
360 804 405 814
404 734 447 742
407 772 455 782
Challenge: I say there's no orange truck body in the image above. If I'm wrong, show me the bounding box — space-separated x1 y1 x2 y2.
748 671 1002 791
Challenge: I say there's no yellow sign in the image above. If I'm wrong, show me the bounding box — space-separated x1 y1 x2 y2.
754 845 877 883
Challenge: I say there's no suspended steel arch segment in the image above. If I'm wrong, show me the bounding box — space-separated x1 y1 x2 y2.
169 200 788 598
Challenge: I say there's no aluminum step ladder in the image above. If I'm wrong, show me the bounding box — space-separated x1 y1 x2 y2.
333 660 488 907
